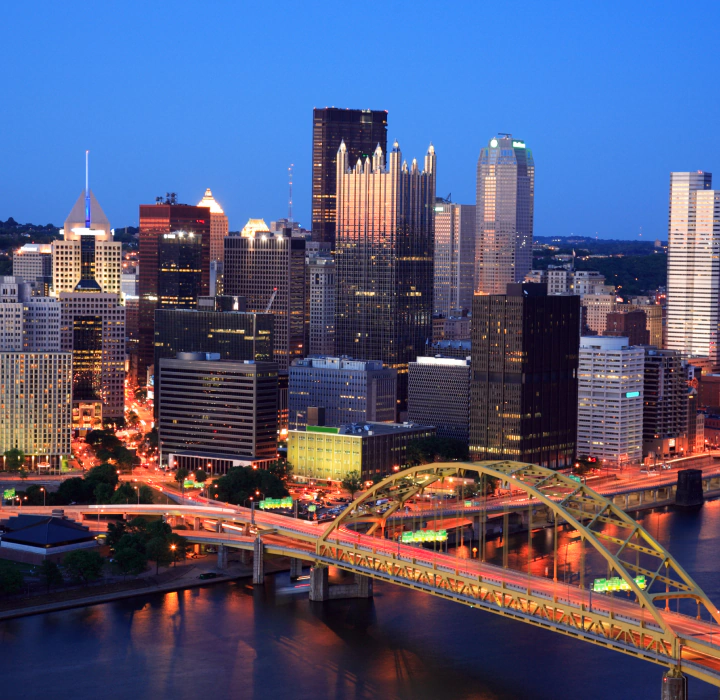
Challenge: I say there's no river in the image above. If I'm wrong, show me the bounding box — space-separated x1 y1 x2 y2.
2 501 720 699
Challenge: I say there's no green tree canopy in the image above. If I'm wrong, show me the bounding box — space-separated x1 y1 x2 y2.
193 469 208 483
0 562 23 595
174 467 189 485
39 560 64 592
214 466 288 506
3 447 25 471
63 550 104 585
85 463 120 492
341 471 364 500
405 437 469 466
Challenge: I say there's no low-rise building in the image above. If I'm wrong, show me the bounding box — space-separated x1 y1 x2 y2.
288 422 435 483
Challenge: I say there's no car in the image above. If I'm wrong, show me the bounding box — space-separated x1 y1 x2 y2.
640 468 657 475
661 464 673 470
199 572 218 580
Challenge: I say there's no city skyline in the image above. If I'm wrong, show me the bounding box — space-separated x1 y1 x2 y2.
3 2 720 240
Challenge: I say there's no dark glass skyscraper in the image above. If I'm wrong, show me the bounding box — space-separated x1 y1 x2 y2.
470 283 579 468
475 135 535 294
311 108 388 246
138 203 210 377
335 141 435 410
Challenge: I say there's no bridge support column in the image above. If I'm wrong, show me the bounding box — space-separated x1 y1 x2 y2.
240 549 251 565
252 537 264 585
625 494 630 509
661 668 687 700
192 517 201 531
289 557 303 580
309 565 329 601
217 544 228 570
354 574 373 598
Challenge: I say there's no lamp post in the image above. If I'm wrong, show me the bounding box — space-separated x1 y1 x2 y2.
170 543 177 567
40 487 45 507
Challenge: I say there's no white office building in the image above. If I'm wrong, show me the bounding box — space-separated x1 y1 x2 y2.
577 336 644 465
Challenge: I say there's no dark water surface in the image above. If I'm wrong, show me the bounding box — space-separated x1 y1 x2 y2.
2 502 720 700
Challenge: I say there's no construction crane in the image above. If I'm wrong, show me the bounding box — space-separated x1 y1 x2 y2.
265 287 278 313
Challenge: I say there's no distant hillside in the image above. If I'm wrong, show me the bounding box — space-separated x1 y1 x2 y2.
534 235 663 256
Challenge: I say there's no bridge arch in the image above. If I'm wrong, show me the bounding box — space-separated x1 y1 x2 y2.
319 461 720 661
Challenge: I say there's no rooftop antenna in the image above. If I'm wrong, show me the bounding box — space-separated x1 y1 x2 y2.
288 164 294 223
84 150 91 228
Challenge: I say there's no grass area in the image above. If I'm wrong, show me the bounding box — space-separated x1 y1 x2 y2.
0 559 39 576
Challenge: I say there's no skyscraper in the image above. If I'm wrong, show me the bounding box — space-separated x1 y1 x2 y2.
666 172 719 366
311 108 388 246
475 135 534 294
13 244 52 293
197 188 229 263
306 254 335 356
335 140 435 409
470 284 579 468
138 202 211 377
433 199 475 315
223 232 307 370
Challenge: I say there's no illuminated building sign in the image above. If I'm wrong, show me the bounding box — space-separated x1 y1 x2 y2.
626 391 640 398
183 480 203 489
259 497 293 510
592 575 646 592
512 141 526 148
401 529 448 544
3 489 15 500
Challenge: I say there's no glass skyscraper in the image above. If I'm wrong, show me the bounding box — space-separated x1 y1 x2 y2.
666 171 719 367
475 135 534 294
335 141 436 409
311 108 388 246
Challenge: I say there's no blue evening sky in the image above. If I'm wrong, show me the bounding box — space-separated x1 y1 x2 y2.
2 1 718 239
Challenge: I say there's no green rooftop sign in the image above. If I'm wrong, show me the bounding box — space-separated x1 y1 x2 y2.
306 426 340 434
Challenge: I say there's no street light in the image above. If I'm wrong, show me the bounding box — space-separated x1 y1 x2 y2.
170 543 177 566
40 487 45 507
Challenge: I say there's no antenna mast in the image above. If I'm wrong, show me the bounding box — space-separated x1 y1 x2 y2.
84 150 91 228
288 164 294 223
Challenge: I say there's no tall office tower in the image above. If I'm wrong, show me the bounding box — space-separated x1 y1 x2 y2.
138 202 211 377
0 277 60 352
475 135 534 294
433 199 475 315
577 337 644 465
197 188 228 263
311 107 388 246
153 307 274 411
51 182 121 296
470 284 580 468
666 172 719 366
13 244 52 293
605 310 650 346
224 232 307 370
158 354 278 474
307 255 335 356
642 347 688 458
335 140 435 410
288 356 397 430
59 292 125 426
407 356 471 443
0 352 72 469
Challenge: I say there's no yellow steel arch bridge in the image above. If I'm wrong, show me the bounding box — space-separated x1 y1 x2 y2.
28 461 720 691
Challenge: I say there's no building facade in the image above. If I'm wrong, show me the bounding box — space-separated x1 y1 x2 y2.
224 233 307 371
666 172 719 366
13 244 52 291
642 347 689 459
197 188 228 263
433 199 475 316
288 422 435 482
335 140 435 409
59 292 125 424
0 352 72 468
470 284 579 468
288 356 396 430
605 310 650 346
307 255 335 356
475 135 534 294
311 107 388 246
618 302 663 348
407 356 471 443
581 291 617 335
158 354 278 474
138 202 211 377
577 336 644 465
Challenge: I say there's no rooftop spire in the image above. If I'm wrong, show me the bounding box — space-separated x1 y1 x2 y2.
84 150 91 228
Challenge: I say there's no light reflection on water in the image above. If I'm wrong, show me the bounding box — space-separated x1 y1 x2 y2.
1 502 720 699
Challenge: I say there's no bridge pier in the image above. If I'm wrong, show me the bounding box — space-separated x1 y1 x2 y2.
240 549 251 565
253 537 264 584
676 469 704 508
661 668 687 700
217 544 228 570
289 557 303 580
192 517 201 531
308 565 373 601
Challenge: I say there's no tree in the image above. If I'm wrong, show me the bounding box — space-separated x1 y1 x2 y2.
0 562 23 595
127 411 140 428
63 550 104 585
18 468 28 480
405 437 469 466
268 459 292 481
55 477 93 505
39 560 64 592
146 537 171 575
4 447 25 471
114 546 147 576
214 466 288 506
94 483 114 505
194 469 208 483
22 484 48 506
111 482 137 504
84 463 120 492
174 468 189 486
114 446 135 471
341 471 363 500
138 485 154 504
106 521 127 549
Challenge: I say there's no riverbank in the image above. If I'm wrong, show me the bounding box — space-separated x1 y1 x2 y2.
0 556 292 622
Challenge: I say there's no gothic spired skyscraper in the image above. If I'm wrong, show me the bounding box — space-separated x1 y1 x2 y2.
475 135 534 294
335 140 435 410
311 108 388 246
